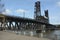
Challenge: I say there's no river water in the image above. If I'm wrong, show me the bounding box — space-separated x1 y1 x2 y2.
6 30 60 40
45 30 60 40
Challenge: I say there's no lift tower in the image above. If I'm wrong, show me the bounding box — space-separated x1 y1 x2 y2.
34 0 41 19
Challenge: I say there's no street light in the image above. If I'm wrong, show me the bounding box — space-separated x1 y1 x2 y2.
23 11 25 18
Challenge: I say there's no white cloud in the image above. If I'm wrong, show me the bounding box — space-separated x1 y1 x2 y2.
5 9 11 13
50 15 60 24
57 2 60 7
2 9 11 14
16 9 29 13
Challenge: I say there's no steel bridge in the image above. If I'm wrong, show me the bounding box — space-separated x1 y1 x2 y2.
0 14 55 32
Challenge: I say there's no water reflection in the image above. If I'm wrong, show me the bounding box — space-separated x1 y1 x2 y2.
6 30 60 40
46 30 60 40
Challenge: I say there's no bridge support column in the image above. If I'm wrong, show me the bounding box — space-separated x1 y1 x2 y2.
17 22 21 30
40 25 46 37
1 17 6 30
15 22 16 30
8 21 12 30
15 22 19 30
16 22 20 30
17 22 20 30
0 22 2 27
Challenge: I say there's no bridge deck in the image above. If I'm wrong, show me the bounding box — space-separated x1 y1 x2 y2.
1 14 54 26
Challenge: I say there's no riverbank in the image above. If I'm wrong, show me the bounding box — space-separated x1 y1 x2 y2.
0 31 51 40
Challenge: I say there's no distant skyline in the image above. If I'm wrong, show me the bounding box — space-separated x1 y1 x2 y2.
1 0 60 24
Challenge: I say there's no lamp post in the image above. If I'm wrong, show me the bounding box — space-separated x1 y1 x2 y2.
23 11 25 18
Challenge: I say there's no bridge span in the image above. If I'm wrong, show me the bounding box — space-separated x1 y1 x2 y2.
0 14 55 32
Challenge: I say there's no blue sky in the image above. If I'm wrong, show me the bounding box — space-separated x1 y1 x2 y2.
1 0 60 24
